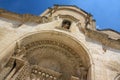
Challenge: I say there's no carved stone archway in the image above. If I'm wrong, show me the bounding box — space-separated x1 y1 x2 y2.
0 30 93 80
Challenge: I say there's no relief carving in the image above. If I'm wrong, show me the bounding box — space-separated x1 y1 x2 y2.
0 40 88 80
14 42 26 58
62 20 71 29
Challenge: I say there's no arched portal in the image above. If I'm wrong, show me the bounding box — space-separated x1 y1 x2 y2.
1 30 94 80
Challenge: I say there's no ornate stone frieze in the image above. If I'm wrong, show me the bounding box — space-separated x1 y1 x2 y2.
15 63 30 80
24 40 81 61
10 40 87 80
30 65 61 80
23 40 83 67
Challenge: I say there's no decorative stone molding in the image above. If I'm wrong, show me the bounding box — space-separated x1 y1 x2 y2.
0 39 89 80
58 14 79 22
0 58 15 80
55 25 71 32
52 6 88 18
84 28 120 50
15 62 30 80
31 65 61 79
23 40 83 67
14 42 26 58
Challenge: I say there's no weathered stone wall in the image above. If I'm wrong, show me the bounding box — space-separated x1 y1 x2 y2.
0 5 120 80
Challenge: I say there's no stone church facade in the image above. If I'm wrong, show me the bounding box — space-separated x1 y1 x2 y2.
0 5 120 80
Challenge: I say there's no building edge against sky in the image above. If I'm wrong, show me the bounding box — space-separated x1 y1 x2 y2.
0 1 120 32
0 5 120 80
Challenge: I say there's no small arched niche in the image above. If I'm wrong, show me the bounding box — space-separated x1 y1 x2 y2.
62 19 72 29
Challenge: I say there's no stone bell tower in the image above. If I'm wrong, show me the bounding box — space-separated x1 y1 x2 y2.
0 5 120 80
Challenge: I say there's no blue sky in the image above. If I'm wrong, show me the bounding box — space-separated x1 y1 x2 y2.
0 0 120 32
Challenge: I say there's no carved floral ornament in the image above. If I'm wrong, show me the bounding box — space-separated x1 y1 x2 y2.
5 40 88 80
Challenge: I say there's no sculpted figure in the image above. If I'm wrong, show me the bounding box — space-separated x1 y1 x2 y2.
62 20 71 29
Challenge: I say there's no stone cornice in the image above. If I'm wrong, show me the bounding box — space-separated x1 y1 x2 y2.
58 14 79 22
97 29 120 35
53 7 88 18
53 4 89 15
84 28 120 50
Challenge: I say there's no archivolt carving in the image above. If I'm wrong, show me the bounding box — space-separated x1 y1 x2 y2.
23 40 83 67
0 40 88 80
